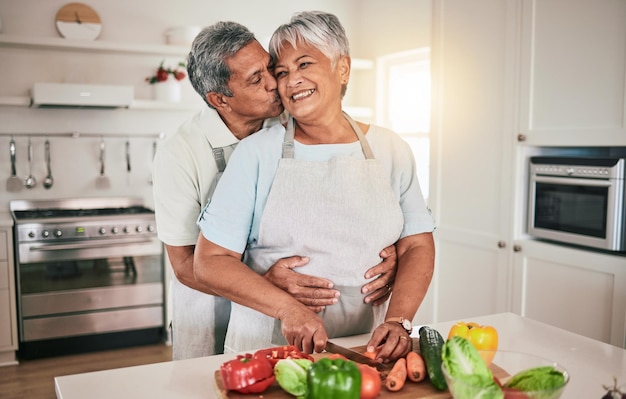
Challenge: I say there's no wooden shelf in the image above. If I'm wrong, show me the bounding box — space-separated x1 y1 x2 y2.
0 95 201 111
0 34 189 56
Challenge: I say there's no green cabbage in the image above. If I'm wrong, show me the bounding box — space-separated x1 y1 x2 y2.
442 336 502 399
442 336 492 378
274 358 313 397
504 366 566 397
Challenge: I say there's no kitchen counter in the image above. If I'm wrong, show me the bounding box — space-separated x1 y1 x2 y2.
0 212 13 227
55 312 626 398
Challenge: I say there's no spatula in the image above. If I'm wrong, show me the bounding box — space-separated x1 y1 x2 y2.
6 137 22 192
95 137 110 189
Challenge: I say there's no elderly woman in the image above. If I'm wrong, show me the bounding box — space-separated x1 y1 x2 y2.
194 11 435 362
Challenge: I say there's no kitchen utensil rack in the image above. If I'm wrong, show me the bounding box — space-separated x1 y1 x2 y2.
0 132 165 139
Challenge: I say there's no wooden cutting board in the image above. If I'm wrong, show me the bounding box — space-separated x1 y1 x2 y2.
214 342 509 399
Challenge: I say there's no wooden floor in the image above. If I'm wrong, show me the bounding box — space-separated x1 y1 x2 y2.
0 343 172 399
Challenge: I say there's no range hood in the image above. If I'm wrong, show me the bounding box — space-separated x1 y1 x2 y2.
30 83 134 109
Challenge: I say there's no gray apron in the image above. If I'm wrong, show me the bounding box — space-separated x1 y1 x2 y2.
171 146 231 360
223 113 404 353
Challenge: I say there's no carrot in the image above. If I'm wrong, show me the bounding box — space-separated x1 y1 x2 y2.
406 351 426 382
384 357 407 392
363 349 379 360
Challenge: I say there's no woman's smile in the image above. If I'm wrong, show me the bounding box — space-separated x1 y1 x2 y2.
291 88 316 101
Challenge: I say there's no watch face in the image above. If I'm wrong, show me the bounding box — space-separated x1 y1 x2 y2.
402 319 412 331
55 3 102 40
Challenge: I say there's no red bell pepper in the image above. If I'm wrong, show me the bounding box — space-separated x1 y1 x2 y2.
219 353 275 394
253 345 314 368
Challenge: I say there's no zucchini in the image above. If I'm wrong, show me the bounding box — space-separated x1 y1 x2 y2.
418 325 448 391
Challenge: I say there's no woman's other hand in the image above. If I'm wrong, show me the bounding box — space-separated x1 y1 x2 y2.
365 321 411 363
263 256 340 313
361 244 397 306
278 307 328 354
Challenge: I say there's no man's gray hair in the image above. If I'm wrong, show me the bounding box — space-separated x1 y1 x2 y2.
268 10 350 69
187 21 256 108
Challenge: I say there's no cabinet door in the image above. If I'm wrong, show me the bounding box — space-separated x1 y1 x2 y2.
511 240 626 347
429 0 514 322
519 0 626 146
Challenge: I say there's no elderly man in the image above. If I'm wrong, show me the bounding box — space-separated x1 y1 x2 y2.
153 21 397 360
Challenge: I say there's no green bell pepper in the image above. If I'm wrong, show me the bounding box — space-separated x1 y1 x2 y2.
305 357 361 399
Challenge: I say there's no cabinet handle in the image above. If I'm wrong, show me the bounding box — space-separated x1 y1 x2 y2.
513 244 522 252
517 134 527 142
497 241 506 248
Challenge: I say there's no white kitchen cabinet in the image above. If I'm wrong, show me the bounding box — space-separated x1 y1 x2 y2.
0 220 18 366
518 0 626 146
428 0 515 322
511 239 626 348
429 0 626 348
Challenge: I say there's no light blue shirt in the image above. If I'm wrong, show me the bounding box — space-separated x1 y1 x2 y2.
198 123 436 254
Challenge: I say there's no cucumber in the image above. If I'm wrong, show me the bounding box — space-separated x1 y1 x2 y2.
418 325 448 391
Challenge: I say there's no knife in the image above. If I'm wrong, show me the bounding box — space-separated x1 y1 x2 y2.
325 341 393 371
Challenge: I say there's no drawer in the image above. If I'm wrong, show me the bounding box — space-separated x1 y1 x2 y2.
0 231 6 261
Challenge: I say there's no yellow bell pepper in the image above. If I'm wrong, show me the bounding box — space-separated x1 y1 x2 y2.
447 322 498 365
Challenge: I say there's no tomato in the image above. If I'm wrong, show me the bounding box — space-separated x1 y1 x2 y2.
358 364 382 399
448 321 498 365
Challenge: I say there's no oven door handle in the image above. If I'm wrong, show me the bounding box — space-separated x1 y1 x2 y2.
28 238 155 252
533 175 613 187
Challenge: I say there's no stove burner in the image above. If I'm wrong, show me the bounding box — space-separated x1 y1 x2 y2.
13 206 154 220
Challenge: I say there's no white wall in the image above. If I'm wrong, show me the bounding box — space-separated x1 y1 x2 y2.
0 0 429 211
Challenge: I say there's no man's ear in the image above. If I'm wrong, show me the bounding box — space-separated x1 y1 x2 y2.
338 55 351 84
206 92 230 111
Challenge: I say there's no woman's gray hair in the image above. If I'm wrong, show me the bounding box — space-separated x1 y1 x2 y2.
269 10 350 69
187 21 256 108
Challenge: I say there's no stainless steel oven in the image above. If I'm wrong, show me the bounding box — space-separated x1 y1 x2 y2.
528 157 626 252
10 197 165 358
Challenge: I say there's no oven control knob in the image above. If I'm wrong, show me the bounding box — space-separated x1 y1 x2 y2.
54 230 63 238
42 230 50 238
111 227 119 234
98 227 106 235
147 225 155 232
124 226 131 233
136 226 143 233
28 231 36 238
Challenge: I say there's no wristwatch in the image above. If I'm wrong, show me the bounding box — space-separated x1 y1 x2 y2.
385 317 413 334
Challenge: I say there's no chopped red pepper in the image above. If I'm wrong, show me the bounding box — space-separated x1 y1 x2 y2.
253 345 314 368
219 353 275 394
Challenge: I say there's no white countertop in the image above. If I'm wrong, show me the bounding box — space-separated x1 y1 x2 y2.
55 312 626 398
0 212 13 227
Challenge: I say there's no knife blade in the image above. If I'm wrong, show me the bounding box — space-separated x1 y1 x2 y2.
324 341 392 371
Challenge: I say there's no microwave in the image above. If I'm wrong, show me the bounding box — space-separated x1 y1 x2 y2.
527 156 626 252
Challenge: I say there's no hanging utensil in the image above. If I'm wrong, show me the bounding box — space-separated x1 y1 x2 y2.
148 139 157 185
95 137 110 189
6 137 22 192
125 138 131 173
43 139 54 189
24 137 37 189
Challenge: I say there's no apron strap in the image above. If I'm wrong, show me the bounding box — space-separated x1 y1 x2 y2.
212 147 226 173
282 113 375 159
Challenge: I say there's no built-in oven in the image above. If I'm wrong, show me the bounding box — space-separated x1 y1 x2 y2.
10 197 165 359
528 157 626 253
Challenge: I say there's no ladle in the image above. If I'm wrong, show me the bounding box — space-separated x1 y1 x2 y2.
43 139 54 189
24 137 37 189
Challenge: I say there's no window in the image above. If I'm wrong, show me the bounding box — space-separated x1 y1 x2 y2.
377 48 431 200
